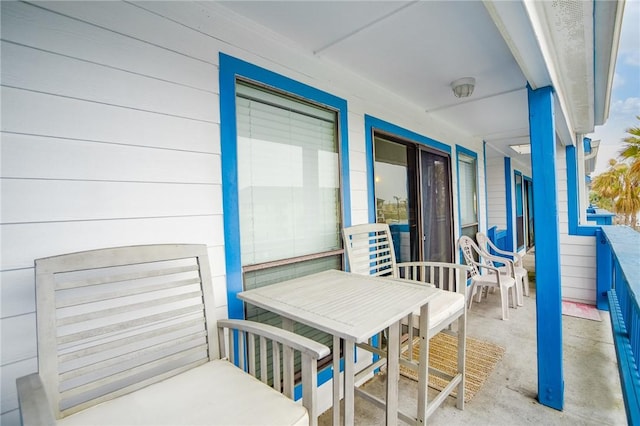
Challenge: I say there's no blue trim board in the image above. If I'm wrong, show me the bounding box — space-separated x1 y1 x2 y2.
504 157 514 252
219 52 351 321
566 144 598 236
528 85 564 410
364 114 451 223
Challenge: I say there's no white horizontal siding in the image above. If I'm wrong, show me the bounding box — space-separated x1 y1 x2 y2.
1 2 230 419
485 148 507 230
555 145 597 305
1 41 218 122
2 87 220 153
1 1 218 91
2 216 224 270
2 180 221 222
2 134 221 183
1 2 487 421
0 269 35 318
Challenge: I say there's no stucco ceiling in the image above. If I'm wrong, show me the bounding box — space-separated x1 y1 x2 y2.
215 1 605 168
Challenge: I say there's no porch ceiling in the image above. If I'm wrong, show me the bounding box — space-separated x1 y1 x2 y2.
215 0 615 168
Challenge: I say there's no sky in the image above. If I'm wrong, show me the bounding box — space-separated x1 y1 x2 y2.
587 0 640 176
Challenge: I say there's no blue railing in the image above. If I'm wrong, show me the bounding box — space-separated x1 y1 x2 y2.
598 226 640 424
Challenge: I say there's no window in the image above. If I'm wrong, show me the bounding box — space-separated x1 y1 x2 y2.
236 82 342 269
457 150 478 240
235 80 343 339
220 54 350 389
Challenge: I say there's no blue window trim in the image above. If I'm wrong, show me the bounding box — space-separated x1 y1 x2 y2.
566 144 598 236
219 53 352 321
504 157 514 252
364 115 451 222
455 145 479 239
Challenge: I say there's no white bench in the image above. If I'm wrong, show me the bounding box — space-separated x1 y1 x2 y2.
17 244 329 426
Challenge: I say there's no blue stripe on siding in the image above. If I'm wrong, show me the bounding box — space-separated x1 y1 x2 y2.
566 144 598 236
528 84 564 410
219 53 351 321
504 157 514 252
364 115 451 223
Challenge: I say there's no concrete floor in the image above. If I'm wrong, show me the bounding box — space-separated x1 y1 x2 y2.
318 262 626 425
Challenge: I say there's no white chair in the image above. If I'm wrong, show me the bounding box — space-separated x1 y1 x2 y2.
458 235 517 320
476 231 530 306
17 244 329 426
342 223 470 412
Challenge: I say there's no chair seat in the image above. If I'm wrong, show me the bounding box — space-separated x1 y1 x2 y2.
403 291 465 332
474 272 516 287
498 265 527 277
58 361 309 426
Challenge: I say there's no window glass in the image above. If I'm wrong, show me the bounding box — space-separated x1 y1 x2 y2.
236 82 341 266
458 153 478 237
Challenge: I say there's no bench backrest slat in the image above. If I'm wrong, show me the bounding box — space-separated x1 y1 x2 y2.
35 244 218 419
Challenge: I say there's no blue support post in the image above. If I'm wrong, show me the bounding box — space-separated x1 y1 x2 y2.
528 85 564 410
596 229 612 311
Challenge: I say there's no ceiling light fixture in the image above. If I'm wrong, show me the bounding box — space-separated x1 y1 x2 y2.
509 143 531 155
451 77 475 98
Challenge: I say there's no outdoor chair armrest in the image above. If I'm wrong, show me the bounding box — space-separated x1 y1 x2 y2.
480 252 516 277
473 261 514 284
217 318 330 422
16 373 56 426
485 242 523 266
217 319 330 359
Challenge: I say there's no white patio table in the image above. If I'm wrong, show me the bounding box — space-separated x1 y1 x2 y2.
238 269 441 426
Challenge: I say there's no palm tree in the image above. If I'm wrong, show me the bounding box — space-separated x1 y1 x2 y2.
620 115 640 179
593 117 640 228
592 159 625 223
619 116 640 228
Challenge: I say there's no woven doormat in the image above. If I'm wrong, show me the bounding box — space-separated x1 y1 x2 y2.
399 333 505 402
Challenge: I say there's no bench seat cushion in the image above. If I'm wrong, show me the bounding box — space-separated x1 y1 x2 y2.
59 360 309 426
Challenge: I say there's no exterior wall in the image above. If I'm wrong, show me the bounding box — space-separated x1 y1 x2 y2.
0 2 485 422
485 145 507 230
556 146 597 304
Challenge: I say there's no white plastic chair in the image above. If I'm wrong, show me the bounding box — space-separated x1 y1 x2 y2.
476 231 530 306
342 223 469 411
458 235 517 320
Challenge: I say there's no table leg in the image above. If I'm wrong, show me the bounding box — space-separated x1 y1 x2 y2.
417 301 431 424
333 335 341 426
343 338 355 425
386 322 400 426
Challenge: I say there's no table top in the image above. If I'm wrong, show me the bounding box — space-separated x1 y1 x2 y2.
238 269 439 343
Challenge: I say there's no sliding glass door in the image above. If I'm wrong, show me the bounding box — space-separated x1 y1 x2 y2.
373 133 453 263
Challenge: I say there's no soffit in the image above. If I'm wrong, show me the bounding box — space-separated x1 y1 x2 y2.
215 1 613 164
